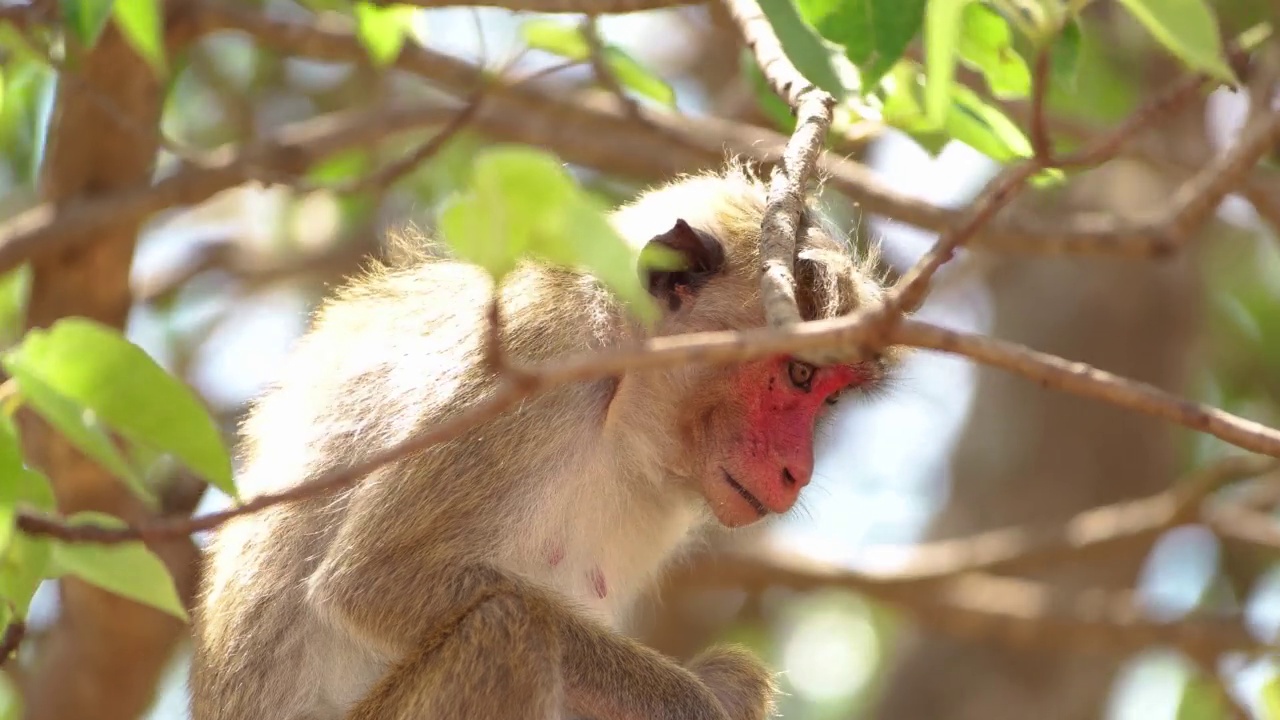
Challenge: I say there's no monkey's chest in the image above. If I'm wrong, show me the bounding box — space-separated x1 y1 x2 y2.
498 496 704 627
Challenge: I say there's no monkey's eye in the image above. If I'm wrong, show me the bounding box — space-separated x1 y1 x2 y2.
787 361 815 391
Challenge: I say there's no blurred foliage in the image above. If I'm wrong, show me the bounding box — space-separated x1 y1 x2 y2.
0 0 1275 718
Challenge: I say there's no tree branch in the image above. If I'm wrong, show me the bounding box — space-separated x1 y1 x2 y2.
670 550 1266 659
721 0 834 332
0 103 457 275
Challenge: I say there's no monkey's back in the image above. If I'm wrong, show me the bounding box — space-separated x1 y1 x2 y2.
189 256 636 720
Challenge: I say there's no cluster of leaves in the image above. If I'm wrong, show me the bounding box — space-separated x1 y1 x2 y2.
0 313 238 629
744 0 1240 163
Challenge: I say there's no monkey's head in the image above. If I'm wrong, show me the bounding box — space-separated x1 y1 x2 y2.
609 163 898 529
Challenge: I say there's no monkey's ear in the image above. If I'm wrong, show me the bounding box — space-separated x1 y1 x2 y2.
639 219 726 311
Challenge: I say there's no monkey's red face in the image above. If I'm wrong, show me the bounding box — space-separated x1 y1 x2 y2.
695 355 868 528
637 215 889 528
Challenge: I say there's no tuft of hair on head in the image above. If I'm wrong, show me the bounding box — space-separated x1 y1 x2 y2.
657 158 887 325
381 221 452 268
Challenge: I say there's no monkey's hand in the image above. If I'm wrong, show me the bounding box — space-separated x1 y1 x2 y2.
687 645 777 720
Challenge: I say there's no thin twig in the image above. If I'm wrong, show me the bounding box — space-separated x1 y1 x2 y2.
0 620 24 666
1028 45 1054 162
1157 107 1280 248
891 319 1280 457
17 310 1280 544
844 455 1277 581
671 551 1266 658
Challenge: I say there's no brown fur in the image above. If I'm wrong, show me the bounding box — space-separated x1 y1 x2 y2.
190 162 891 720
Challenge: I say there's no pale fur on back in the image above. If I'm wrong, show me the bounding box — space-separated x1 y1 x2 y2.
190 161 882 720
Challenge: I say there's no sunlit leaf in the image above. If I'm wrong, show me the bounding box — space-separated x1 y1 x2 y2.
923 0 971 125
354 3 417 67
2 319 236 500
0 528 48 621
756 0 848 99
796 0 925 90
1263 675 1280 720
520 20 675 107
602 48 676 106
0 421 56 516
1114 0 1236 83
4 367 148 505
49 512 187 621
59 0 115 48
947 83 1033 162
958 3 1031 99
521 18 590 58
112 0 166 76
437 146 660 322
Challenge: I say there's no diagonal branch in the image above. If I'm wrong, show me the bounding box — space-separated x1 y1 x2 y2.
670 551 1267 658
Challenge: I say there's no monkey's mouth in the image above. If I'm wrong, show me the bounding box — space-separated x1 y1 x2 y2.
721 469 767 517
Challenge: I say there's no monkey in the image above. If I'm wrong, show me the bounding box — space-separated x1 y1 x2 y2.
189 161 897 720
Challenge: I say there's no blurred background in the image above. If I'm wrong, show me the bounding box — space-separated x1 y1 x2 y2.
2 0 1279 717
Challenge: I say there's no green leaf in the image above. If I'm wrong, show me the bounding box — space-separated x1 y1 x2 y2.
519 20 675 107
946 83 1033 162
521 18 590 58
437 146 659 322
957 3 1031 99
1114 0 1236 83
49 512 188 621
307 148 372 186
923 0 971 125
112 0 166 77
796 0 925 90
1049 18 1083 92
602 48 676 107
354 3 417 67
1262 675 1280 720
0 522 49 621
0 444 57 573
59 0 115 48
756 0 848 99
5 367 148 505
2 319 236 500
